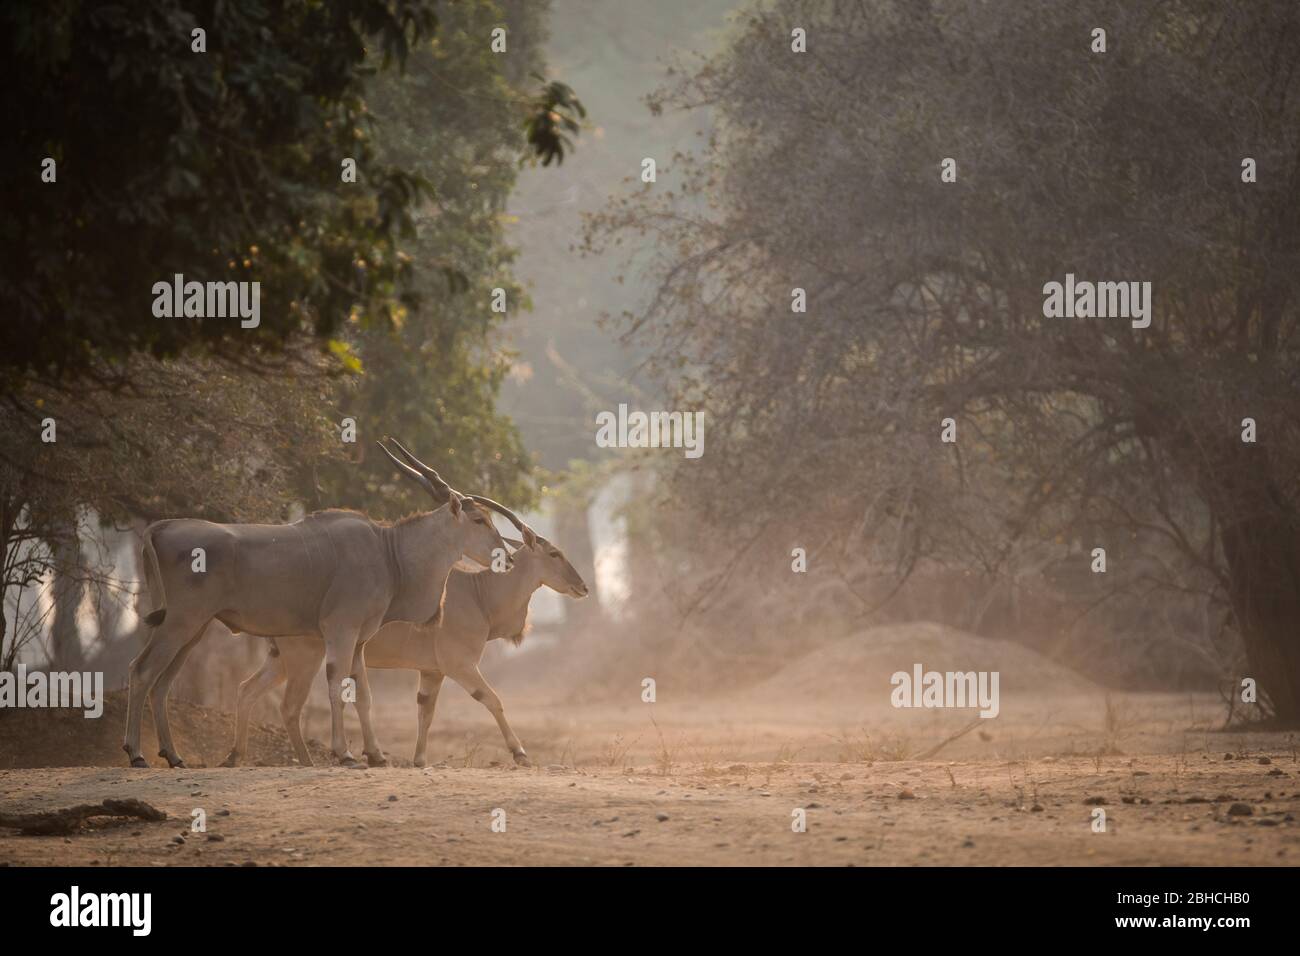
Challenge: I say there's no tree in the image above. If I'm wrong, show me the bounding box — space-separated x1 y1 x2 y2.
314 0 570 512
2 0 584 389
589 0 1300 720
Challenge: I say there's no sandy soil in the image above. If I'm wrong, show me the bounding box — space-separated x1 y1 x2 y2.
2 623 1298 866
1 747 1296 866
2 696 1298 865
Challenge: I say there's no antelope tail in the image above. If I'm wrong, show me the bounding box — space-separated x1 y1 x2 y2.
141 527 167 627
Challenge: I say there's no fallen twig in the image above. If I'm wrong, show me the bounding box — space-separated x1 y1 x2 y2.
0 798 167 835
914 717 984 762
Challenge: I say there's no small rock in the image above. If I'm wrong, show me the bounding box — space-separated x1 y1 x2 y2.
656 813 670 822
207 834 225 842
387 795 398 802
898 790 916 800
1226 803 1253 817
171 836 185 845
1258 757 1272 765
1083 796 1106 805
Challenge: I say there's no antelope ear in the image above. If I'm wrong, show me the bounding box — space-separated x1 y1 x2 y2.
523 527 539 549
449 494 464 518
502 536 524 549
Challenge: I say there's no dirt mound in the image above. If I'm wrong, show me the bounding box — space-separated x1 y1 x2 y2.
0 690 330 769
738 621 1098 711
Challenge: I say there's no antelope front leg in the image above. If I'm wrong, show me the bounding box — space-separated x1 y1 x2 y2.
321 624 362 767
351 647 388 767
412 671 445 768
449 665 530 767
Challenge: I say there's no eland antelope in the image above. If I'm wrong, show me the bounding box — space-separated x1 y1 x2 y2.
224 529 588 768
123 438 528 769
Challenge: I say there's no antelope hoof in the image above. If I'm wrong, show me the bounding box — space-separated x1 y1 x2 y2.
413 757 427 769
129 756 149 769
513 751 532 768
365 751 389 768
160 751 186 769
220 751 241 768
336 753 363 770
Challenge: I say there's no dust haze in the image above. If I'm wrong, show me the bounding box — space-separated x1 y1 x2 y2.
3 0 1300 869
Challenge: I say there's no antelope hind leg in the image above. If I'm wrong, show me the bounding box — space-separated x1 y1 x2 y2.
223 649 286 767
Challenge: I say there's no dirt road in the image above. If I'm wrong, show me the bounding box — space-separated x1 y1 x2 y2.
3 623 1299 865
2 748 1297 866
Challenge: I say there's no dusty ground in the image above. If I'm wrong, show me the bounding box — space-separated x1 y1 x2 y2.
1 747 1297 866
2 623 1298 865
2 696 1298 866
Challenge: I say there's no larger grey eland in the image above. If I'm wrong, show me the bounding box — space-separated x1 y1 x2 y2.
123 439 524 769
223 469 588 769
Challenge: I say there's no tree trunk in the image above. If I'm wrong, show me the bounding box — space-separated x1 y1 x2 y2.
1219 511 1300 724
50 520 86 671
554 494 606 634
